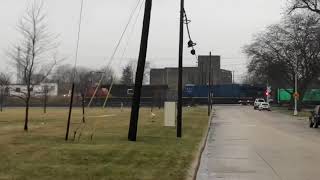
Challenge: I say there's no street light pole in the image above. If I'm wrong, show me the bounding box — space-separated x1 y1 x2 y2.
294 62 298 116
177 0 184 138
208 52 212 116
266 81 269 103
293 57 298 116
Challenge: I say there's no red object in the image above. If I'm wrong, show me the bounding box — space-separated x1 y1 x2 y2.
86 87 109 97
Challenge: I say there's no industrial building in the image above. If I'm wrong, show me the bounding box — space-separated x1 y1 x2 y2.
150 55 232 98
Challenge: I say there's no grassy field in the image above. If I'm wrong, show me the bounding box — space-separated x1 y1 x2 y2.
0 106 209 180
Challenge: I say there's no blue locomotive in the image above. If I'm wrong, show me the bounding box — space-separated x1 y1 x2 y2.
183 84 265 104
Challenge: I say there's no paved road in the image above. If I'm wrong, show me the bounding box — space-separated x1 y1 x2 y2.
197 105 320 180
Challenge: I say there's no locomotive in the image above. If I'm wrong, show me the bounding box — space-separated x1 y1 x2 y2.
183 84 265 104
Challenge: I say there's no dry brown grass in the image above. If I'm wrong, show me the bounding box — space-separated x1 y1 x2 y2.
0 107 208 180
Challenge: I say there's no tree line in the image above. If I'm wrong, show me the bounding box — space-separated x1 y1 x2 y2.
244 0 320 108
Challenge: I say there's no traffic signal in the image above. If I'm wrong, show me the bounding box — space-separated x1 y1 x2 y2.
265 86 271 96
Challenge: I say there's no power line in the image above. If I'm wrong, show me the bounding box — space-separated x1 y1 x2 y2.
72 0 84 79
102 0 145 109
65 0 85 141
87 0 143 107
120 1 145 61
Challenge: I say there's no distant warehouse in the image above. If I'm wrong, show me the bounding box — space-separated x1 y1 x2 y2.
150 55 232 99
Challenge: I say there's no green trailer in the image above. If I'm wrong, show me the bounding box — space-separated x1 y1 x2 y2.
278 89 320 103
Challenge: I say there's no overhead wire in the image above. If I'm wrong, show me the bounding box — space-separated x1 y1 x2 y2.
102 0 145 108
120 1 145 61
184 9 198 61
72 0 144 141
65 0 85 141
84 0 145 141
72 0 84 80
184 12 193 46
87 0 143 108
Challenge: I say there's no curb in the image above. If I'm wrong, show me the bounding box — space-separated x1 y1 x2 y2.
186 109 215 180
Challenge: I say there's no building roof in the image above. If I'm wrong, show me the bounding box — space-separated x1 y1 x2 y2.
220 69 232 73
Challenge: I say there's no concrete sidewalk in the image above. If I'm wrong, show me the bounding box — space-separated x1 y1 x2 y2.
197 106 320 180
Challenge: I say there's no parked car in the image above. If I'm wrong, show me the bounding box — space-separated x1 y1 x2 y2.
254 98 265 110
239 100 252 105
309 105 320 128
258 102 271 111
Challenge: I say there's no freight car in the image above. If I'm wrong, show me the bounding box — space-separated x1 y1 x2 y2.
278 89 320 105
183 84 265 104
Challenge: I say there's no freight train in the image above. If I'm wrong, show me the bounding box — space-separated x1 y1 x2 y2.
183 84 320 105
183 84 266 104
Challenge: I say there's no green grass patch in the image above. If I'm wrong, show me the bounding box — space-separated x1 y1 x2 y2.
0 107 208 180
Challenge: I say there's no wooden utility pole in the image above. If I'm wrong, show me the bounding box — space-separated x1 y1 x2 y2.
208 52 212 116
0 88 3 112
65 83 75 141
177 0 184 138
128 0 152 141
43 86 48 114
82 93 85 123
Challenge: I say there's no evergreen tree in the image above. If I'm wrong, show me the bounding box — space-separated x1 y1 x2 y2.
121 65 134 85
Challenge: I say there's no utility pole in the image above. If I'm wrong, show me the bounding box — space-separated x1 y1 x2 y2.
128 0 152 141
177 0 184 138
208 52 212 116
0 88 3 112
266 81 269 103
43 86 48 114
82 92 86 123
65 0 84 141
65 83 75 141
294 58 298 116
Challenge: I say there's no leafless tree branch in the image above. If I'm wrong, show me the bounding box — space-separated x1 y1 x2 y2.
6 0 60 131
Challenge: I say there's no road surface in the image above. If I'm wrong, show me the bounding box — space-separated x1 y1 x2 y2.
197 105 320 180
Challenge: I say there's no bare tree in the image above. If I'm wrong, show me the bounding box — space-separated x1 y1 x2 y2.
121 63 134 85
125 60 150 85
0 73 11 112
50 64 74 95
8 1 59 131
98 66 116 85
51 65 116 94
290 0 320 14
244 13 320 109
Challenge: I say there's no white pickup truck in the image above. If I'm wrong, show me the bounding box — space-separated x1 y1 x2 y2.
254 98 265 110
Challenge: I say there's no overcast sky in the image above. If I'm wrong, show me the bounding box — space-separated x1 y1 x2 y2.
0 0 287 81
